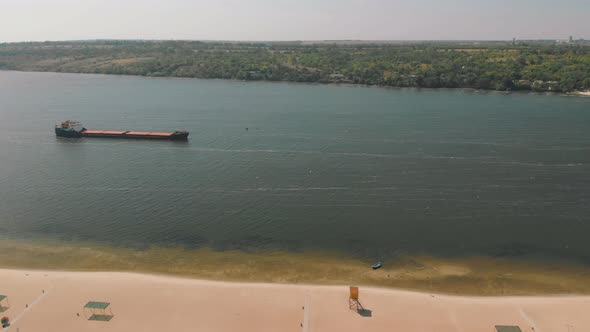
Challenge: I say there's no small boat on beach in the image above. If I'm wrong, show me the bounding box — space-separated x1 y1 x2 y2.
372 262 382 270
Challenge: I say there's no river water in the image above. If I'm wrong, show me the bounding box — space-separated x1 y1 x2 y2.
1 71 589 263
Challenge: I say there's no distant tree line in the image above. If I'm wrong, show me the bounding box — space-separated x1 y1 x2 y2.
1 40 589 92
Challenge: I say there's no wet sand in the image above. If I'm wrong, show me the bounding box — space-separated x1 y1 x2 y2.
1 268 589 332
2 240 590 295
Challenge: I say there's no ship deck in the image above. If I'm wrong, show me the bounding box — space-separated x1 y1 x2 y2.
81 129 187 140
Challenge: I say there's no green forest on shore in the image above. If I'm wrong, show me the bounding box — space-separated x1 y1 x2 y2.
1 40 589 92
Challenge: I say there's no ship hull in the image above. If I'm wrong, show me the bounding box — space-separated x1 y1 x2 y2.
55 127 189 141
82 132 189 140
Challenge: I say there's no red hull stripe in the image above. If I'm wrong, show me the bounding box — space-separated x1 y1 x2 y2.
85 130 175 136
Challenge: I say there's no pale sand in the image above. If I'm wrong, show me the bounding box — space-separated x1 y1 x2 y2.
570 90 590 96
1 269 589 332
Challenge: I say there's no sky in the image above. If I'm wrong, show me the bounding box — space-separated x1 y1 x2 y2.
1 0 588 42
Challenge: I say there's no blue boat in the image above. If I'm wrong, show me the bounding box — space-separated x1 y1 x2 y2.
371 262 382 270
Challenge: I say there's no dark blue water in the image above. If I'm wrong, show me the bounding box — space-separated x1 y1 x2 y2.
1 71 589 262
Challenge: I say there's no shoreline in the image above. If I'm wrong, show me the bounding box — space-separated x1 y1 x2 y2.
2 268 590 332
2 69 588 97
572 90 590 96
2 240 590 296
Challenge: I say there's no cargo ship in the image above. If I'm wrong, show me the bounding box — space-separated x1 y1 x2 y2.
55 120 189 141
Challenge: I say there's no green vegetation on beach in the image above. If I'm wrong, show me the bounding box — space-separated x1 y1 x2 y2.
1 40 589 92
2 240 590 296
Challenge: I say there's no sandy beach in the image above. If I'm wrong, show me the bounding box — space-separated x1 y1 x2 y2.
1 269 589 332
575 90 590 96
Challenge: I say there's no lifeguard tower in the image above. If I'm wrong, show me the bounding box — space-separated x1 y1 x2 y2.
348 286 364 311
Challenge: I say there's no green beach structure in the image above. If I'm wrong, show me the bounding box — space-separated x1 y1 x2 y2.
0 295 8 313
83 301 114 321
495 326 522 332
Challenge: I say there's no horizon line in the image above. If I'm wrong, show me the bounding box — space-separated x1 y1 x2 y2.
1 37 588 44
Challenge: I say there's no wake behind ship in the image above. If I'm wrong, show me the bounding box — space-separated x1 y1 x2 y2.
55 121 189 141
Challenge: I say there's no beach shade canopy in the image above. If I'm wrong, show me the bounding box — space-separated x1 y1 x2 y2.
84 301 114 322
85 301 110 310
495 326 522 332
0 295 8 313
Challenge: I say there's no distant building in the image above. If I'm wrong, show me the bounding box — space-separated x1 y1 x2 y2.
328 73 351 84
546 81 560 91
569 36 574 44
512 38 516 46
531 80 546 91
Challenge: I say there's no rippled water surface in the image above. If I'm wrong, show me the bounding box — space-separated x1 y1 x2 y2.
1 71 589 261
